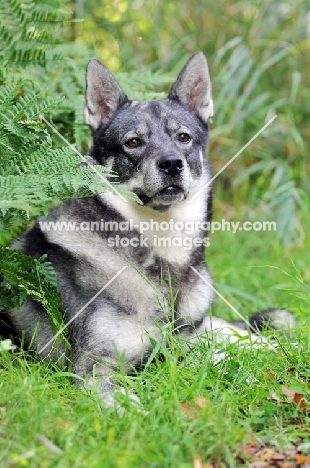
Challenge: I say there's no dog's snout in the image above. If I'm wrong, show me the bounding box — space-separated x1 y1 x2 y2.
157 155 184 177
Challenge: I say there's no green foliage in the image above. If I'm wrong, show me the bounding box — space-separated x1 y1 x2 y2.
0 248 65 335
0 1 80 331
0 0 69 65
212 37 308 244
116 70 174 100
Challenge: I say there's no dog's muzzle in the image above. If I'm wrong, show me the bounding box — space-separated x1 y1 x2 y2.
136 184 188 208
134 154 191 208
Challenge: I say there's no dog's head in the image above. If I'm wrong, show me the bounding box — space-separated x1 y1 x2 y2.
84 52 213 211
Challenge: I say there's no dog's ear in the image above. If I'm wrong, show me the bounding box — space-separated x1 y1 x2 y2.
168 52 213 124
84 59 128 132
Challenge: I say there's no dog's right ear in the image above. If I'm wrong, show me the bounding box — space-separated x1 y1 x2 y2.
84 59 128 132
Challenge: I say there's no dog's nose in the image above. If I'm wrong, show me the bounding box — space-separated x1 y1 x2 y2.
157 155 184 177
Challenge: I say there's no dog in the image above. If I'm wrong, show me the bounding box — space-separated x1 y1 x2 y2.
1 52 294 407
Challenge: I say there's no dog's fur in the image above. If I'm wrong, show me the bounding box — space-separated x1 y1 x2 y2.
1 53 294 405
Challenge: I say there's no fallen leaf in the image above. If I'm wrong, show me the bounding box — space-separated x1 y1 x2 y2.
180 401 195 419
242 443 258 456
249 461 268 468
293 393 308 412
260 447 274 461
295 453 307 464
194 397 210 409
268 391 281 403
287 367 296 376
271 452 286 462
281 385 309 412
180 397 210 419
281 386 295 399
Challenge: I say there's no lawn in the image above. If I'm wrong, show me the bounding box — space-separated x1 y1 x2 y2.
1 213 309 468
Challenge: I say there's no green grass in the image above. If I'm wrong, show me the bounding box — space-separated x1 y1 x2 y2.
1 214 309 468
208 208 310 323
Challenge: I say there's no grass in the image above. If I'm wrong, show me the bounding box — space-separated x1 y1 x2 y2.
208 206 309 323
1 213 309 468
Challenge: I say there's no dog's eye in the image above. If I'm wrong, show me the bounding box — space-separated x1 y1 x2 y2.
178 133 191 143
126 138 141 148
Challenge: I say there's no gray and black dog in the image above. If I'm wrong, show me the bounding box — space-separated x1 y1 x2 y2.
2 53 294 406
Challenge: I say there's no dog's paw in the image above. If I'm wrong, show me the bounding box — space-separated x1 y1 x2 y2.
115 388 148 417
101 388 148 417
84 377 147 416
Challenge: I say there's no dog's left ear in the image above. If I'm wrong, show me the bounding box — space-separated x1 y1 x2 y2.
168 52 213 124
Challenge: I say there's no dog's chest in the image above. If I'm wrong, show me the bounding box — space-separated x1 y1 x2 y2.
44 193 209 335
46 223 169 316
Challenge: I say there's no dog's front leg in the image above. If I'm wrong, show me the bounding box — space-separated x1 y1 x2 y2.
71 344 145 414
84 376 143 416
73 361 144 414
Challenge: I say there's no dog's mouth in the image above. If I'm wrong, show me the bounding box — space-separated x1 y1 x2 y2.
135 185 187 206
159 185 184 196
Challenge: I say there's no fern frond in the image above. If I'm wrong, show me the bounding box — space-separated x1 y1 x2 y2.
0 247 70 349
0 0 71 65
3 93 63 124
0 79 27 105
